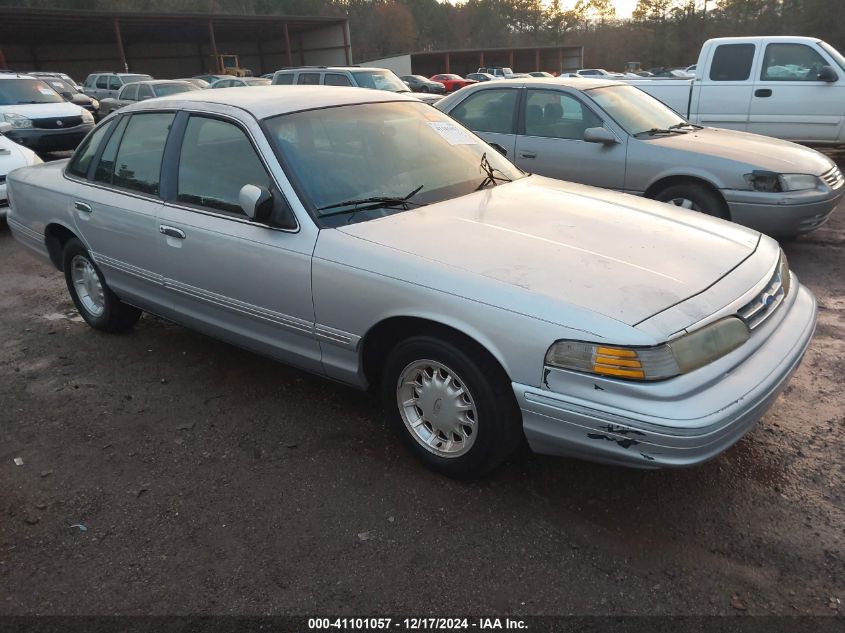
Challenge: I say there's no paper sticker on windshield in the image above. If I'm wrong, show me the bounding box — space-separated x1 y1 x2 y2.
427 121 476 145
38 87 55 95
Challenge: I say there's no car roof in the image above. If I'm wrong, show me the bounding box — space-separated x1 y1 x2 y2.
124 85 418 118
275 66 386 73
463 77 618 90
0 73 37 80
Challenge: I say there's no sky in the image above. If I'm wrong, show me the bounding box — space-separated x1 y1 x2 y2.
442 0 639 20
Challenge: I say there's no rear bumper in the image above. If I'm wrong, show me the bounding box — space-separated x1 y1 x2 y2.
6 125 93 152
723 187 843 236
514 282 816 469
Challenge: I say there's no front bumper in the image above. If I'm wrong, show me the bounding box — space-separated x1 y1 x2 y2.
6 124 93 152
723 186 844 236
514 282 817 469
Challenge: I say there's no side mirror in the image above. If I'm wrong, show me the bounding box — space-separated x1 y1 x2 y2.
819 65 838 83
0 121 11 135
584 127 618 145
239 184 297 229
61 91 73 100
489 142 508 157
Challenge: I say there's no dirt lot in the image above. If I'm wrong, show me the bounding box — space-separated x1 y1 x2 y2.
1 175 844 617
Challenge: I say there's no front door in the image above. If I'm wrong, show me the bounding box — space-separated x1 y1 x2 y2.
448 86 521 158
749 41 845 142
513 88 627 190
155 113 321 372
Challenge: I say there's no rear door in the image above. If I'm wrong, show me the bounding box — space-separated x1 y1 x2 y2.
155 112 322 372
93 75 109 100
749 41 845 142
694 41 758 131
447 86 520 158
514 88 626 190
107 76 123 99
65 112 172 311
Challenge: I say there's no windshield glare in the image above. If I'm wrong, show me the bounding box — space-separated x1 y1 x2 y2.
351 70 408 93
264 101 524 226
153 83 199 97
586 84 686 136
0 79 64 105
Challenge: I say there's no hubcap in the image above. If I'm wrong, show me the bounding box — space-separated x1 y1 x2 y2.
70 255 105 317
668 197 698 210
397 359 478 458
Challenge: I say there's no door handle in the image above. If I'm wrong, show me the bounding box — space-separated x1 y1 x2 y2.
159 225 186 239
755 89 773 98
73 201 92 213
519 151 537 159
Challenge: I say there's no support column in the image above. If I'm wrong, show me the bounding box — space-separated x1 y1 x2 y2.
196 41 205 74
298 33 305 65
557 47 563 75
31 47 41 71
479 51 484 68
257 39 266 75
208 19 220 73
0 47 6 70
535 48 540 71
283 22 293 67
342 20 351 65
444 52 450 74
114 18 128 73
508 49 514 69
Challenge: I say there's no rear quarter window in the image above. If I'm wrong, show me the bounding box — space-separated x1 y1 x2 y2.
709 43 756 81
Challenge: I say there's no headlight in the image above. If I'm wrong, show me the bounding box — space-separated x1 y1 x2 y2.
545 318 750 382
744 171 820 192
81 110 95 124
1 113 33 129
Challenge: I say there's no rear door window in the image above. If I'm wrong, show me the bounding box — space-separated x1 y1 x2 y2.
108 112 175 195
709 43 756 81
108 76 122 91
137 84 154 99
325 74 352 87
121 84 139 101
96 76 109 89
450 88 519 134
274 73 294 85
297 73 321 85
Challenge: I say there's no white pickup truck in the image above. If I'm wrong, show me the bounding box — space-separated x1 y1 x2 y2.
628 36 845 145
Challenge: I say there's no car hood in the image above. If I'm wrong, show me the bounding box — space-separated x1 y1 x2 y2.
643 127 835 176
336 176 760 327
0 134 34 175
0 101 87 119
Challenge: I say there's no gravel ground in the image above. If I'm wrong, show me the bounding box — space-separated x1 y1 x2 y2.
1 167 843 617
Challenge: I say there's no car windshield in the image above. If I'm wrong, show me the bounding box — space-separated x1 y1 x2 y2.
153 83 199 97
819 41 845 73
0 78 64 105
264 101 525 227
124 74 153 84
45 78 79 95
585 84 687 136
351 70 408 93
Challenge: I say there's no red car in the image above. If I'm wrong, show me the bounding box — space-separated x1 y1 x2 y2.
430 74 477 92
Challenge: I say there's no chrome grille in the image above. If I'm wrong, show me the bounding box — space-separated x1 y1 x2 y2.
822 165 844 190
737 267 786 330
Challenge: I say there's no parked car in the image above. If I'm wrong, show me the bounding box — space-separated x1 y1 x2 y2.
627 36 845 145
29 71 83 91
529 71 554 78
178 78 210 89
6 86 817 477
436 77 843 237
467 72 497 82
574 68 624 78
209 77 271 89
272 66 443 104
0 73 94 151
399 75 446 94
38 76 99 117
431 73 477 92
478 67 514 78
82 72 153 100
98 80 199 118
1 121 42 219
193 74 230 85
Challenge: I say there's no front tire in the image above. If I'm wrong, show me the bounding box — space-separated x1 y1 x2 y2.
381 335 522 478
62 238 141 333
653 182 728 219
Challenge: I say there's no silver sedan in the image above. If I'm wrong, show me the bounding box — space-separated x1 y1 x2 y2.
6 87 816 478
436 78 843 237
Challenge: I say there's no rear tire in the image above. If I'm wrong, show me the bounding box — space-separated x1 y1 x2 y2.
653 182 729 219
62 238 141 333
381 335 522 479
419 85 429 93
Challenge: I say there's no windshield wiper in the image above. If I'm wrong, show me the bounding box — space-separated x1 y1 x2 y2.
637 127 689 137
669 122 703 130
476 152 512 190
317 184 426 219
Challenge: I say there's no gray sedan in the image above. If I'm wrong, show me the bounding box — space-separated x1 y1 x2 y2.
98 80 199 118
436 78 844 237
6 87 816 478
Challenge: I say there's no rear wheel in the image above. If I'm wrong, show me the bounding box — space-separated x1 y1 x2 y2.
653 182 728 219
419 85 429 93
62 238 141 332
381 335 522 479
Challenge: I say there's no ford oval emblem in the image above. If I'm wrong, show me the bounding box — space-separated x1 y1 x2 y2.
56 120 64 127
762 293 775 307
